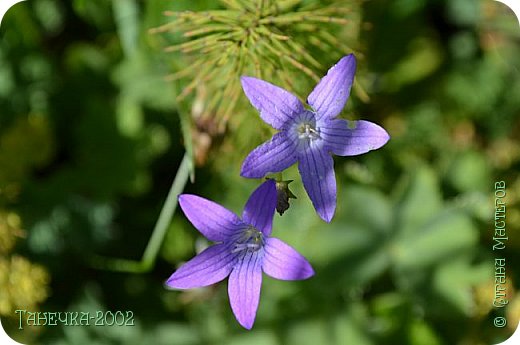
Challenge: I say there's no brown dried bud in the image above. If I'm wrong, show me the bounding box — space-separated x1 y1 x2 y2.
274 180 297 216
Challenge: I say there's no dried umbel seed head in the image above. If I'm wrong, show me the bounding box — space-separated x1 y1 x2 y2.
150 0 362 158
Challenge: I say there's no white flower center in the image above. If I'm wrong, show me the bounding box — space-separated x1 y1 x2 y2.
290 110 322 151
297 122 321 140
232 226 264 254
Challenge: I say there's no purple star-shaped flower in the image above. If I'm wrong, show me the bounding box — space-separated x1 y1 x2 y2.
240 54 390 222
166 180 314 329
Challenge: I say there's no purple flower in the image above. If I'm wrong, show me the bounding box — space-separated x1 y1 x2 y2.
240 54 390 222
166 180 314 329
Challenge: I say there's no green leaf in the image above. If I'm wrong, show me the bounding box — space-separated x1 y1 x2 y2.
392 211 478 270
113 0 139 57
344 247 391 287
161 218 195 263
153 323 200 345
72 0 112 29
333 305 373 345
395 166 442 237
408 318 443 345
227 331 279 345
447 0 480 26
286 319 331 345
34 0 64 34
370 293 409 337
382 38 442 89
111 53 177 111
434 258 492 315
339 185 393 234
446 150 491 193
116 95 144 137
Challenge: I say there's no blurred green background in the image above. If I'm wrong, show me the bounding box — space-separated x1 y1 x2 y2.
1 0 519 344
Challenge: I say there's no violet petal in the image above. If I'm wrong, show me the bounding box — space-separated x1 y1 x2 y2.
242 179 277 236
179 194 245 241
241 76 305 130
263 238 314 280
240 132 298 179
228 251 263 329
307 54 356 120
298 148 336 222
321 119 390 156
166 244 236 289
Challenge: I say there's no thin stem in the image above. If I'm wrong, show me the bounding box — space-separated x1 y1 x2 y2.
90 153 192 272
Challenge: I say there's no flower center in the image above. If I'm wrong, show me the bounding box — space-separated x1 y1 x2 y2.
290 110 324 152
232 226 264 254
297 122 320 141
292 110 321 144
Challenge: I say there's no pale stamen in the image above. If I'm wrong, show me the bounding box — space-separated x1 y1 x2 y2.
232 227 264 254
297 123 320 140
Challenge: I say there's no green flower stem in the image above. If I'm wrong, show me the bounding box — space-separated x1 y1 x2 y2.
90 153 192 273
265 172 283 182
